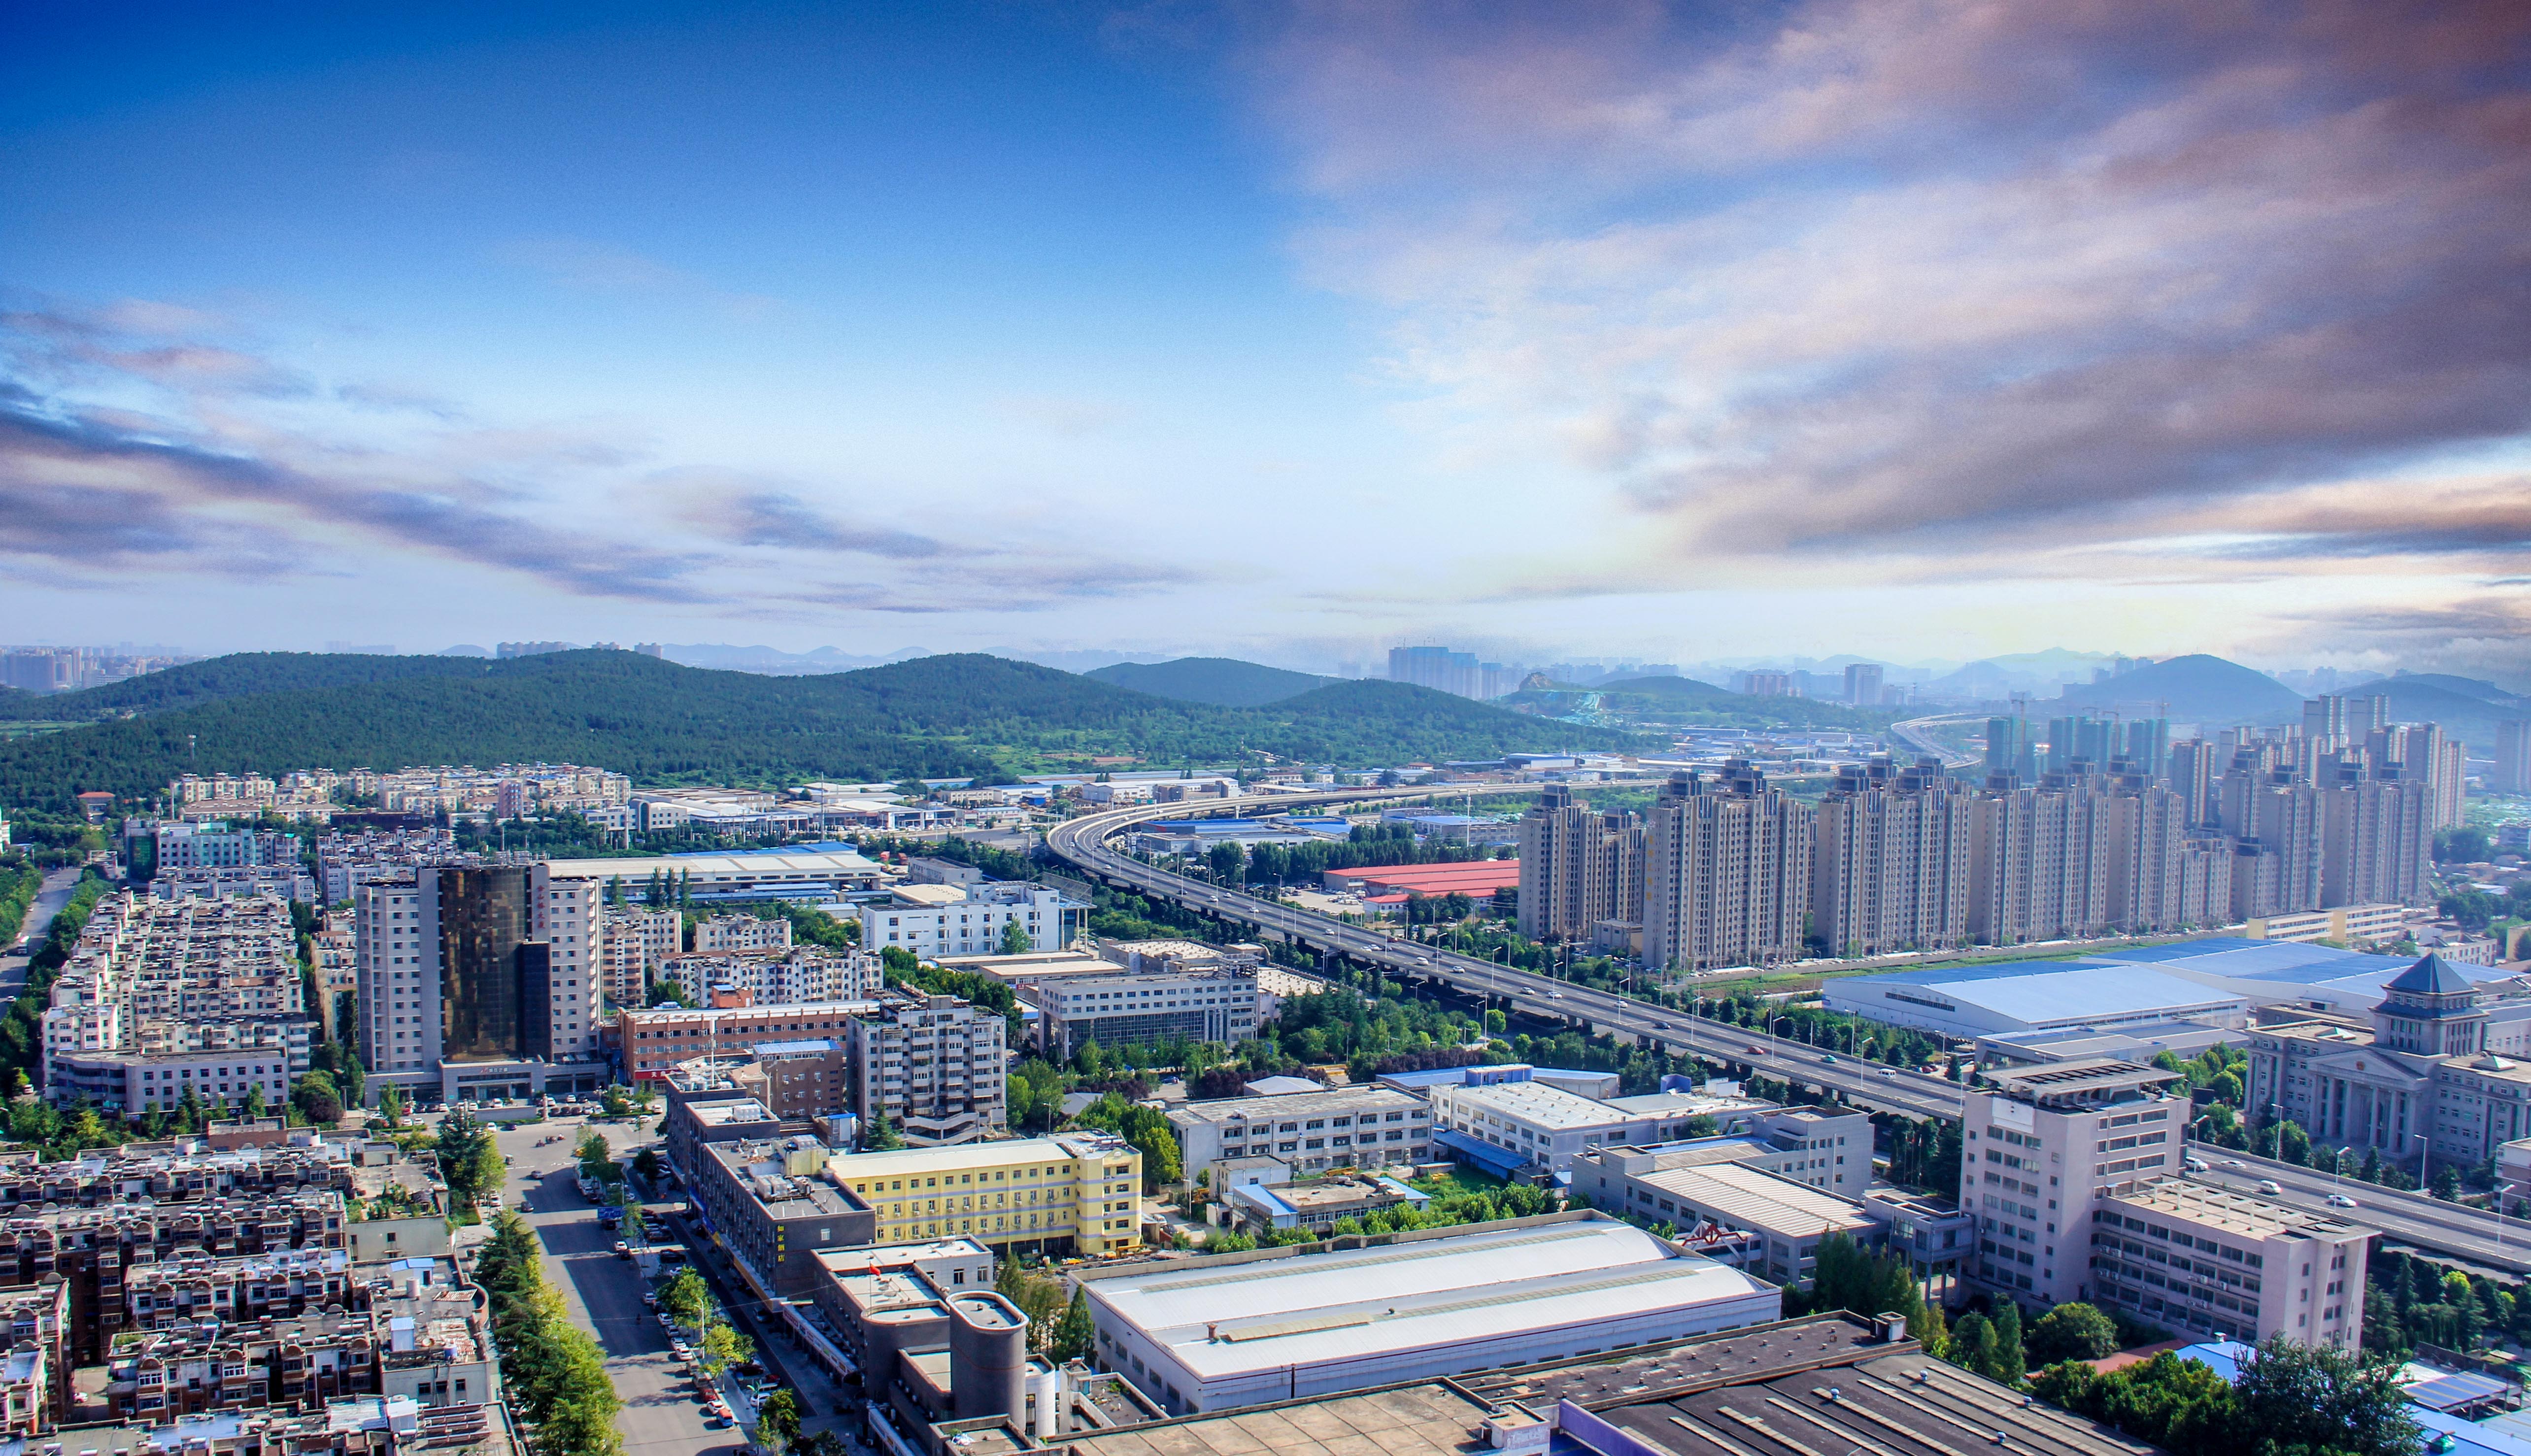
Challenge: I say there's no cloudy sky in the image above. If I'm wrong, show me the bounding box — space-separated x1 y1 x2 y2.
5 1 2527 678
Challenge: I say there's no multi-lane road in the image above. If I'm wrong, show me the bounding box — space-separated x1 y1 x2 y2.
1048 792 2531 1272
1047 792 1966 1120
2185 1141 2531 1276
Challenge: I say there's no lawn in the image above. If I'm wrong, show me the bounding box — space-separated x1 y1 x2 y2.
1408 1165 1505 1198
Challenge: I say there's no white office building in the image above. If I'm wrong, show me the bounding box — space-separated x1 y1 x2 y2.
855 882 1084 959
1166 1085 1430 1183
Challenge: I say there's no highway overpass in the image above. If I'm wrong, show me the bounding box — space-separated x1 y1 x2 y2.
1046 791 2531 1273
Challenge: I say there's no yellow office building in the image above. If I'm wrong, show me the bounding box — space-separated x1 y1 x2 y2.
827 1131 1144 1256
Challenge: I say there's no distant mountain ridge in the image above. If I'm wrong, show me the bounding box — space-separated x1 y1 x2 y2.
2057 653 2304 725
2342 677 2527 743
0 649 1643 811
1083 657 1334 707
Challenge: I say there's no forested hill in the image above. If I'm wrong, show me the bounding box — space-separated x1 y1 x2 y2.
0 649 1645 810
1082 657 1333 707
8 652 497 721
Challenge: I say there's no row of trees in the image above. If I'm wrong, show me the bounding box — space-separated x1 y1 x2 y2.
1205 1175 1566 1253
2364 1246 2531 1354
0 869 107 1096
475 1213 623 1456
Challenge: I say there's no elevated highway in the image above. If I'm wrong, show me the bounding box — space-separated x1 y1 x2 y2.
1046 792 1966 1120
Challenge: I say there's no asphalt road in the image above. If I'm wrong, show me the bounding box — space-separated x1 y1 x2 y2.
2182 1141 2531 1277
494 1118 739 1456
0 867 82 1001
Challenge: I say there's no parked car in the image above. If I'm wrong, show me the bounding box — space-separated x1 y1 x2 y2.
613 1241 631 1258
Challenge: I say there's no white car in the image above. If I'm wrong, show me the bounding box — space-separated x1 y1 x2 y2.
2327 1193 2359 1208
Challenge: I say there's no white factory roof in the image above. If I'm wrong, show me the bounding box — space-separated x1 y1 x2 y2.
1639 1161 1876 1239
1085 1218 1771 1382
1441 1079 1638 1130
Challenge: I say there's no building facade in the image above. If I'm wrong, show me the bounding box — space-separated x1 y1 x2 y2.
1642 765 1813 972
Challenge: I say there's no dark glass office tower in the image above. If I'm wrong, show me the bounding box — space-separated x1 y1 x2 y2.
439 866 536 1059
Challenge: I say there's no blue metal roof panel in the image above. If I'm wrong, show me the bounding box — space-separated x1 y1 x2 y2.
1847 964 2246 1027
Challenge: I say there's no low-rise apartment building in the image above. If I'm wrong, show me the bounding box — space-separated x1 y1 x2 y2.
0 1191 349 1366
825 1133 1143 1257
622 998 881 1080
695 913 794 952
0 1281 67 1432
107 1308 378 1420
728 1038 854 1121
1011 964 1260 1060
371 1257 499 1410
663 948 878 1007
123 1245 355 1331
1165 1086 1430 1183
846 992 1007 1146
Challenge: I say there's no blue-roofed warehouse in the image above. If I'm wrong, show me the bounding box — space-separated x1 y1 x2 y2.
1825 938 2510 1042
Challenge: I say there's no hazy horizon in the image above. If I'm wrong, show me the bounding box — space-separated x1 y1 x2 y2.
7 4 2526 682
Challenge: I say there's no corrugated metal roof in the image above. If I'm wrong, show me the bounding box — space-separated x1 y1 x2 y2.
1844 963 2246 1028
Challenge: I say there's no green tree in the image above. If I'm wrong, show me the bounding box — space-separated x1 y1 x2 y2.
1053 1287 1095 1362
1000 918 1034 955
176 1083 206 1133
659 1268 709 1328
864 1111 903 1151
601 1083 633 1117
754 1388 803 1454
2233 1335 2421 1456
242 1082 267 1121
336 1048 365 1110
437 1107 504 1207
2433 1165 2463 1200
2027 1303 2119 1365
292 1069 344 1124
633 1148 664 1186
699 1320 753 1378
376 1083 406 1127
1989 1299 2027 1386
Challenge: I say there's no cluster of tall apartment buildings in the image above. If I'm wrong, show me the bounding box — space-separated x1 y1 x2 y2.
1522 696 2469 970
0 644 193 693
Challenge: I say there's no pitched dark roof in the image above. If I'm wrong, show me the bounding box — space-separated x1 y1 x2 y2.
2387 952 2476 997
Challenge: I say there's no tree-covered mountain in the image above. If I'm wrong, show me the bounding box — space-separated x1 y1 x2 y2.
2056 654 2304 725
2342 677 2526 744
1500 675 1894 731
9 652 498 721
1082 657 1333 707
0 649 1644 811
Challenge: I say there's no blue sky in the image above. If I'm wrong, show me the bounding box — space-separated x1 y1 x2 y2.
5 2 2528 679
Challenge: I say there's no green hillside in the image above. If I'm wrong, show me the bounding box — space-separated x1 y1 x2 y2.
2342 678 2526 744
1082 657 1333 708
10 652 496 721
2057 654 2303 725
0 649 1643 811
1501 676 1894 731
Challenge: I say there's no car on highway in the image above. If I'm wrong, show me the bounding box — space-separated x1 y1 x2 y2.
1747 1045 1768 1055
2183 1157 2209 1172
2327 1193 2360 1208
2257 1180 2282 1195
1652 1019 1671 1029
2221 1159 2246 1170
1878 1069 1897 1079
1820 1054 1837 1064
